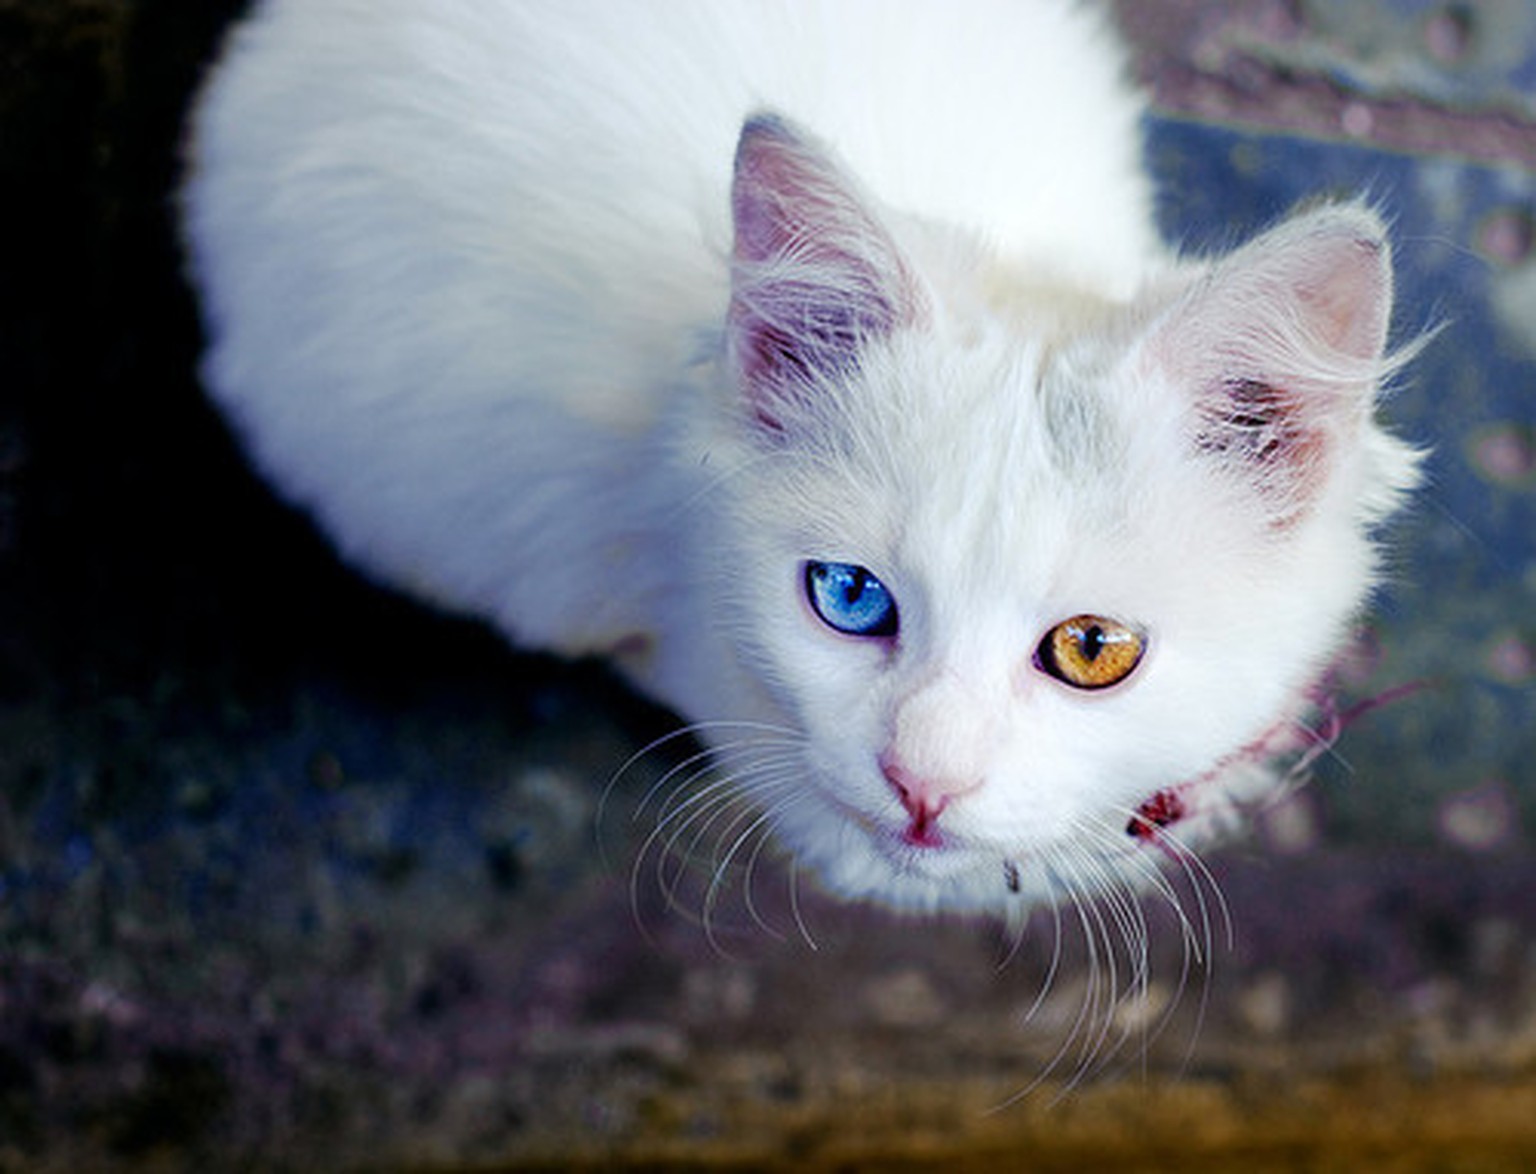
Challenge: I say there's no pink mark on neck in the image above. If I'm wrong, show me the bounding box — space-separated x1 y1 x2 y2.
1127 788 1186 842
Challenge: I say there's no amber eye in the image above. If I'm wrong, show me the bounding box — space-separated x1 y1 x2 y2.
1035 615 1146 691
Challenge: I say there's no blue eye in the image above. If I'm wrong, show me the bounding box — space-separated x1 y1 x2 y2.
804 561 898 638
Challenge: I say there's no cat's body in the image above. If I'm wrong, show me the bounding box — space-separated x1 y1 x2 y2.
183 0 1420 914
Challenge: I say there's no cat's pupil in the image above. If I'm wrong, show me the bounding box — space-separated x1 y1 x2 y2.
843 569 871 604
1079 624 1105 661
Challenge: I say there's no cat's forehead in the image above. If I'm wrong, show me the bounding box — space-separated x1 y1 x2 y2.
817 329 1146 584
868 327 1130 505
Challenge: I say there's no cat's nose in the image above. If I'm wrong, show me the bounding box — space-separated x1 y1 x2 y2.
879 755 977 847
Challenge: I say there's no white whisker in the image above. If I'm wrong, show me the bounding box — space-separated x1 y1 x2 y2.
993 846 1115 1107
700 771 804 953
1018 890 1067 1025
991 803 1241 1110
1128 821 1232 1077
786 853 820 952
607 718 818 950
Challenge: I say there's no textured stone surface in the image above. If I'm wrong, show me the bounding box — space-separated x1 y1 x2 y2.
2 1 1534 1169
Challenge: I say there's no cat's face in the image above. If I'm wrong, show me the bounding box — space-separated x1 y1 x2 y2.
703 116 1418 914
720 326 1364 911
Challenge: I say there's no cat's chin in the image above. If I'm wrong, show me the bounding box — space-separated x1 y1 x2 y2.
839 848 1021 915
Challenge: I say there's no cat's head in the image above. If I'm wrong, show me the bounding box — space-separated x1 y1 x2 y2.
704 114 1421 913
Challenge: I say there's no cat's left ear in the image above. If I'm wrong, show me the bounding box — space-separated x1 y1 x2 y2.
1140 203 1402 521
729 113 924 432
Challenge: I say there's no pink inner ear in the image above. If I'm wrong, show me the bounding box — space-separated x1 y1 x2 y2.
1292 234 1389 362
728 115 919 429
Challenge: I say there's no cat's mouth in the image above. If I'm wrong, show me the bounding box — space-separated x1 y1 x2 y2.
827 794 958 866
899 804 945 849
866 812 999 881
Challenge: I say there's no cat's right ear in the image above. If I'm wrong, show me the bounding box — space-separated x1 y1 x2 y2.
728 114 922 433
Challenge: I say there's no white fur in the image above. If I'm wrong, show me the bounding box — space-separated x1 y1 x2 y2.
182 0 1420 916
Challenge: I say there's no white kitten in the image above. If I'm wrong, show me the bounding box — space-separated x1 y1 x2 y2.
182 0 1421 915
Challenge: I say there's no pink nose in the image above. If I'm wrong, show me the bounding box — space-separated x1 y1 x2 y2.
880 756 974 848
